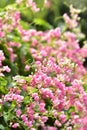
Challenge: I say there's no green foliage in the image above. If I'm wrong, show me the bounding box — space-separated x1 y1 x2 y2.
34 18 53 30
0 125 5 130
0 77 7 94
83 84 87 92
0 0 15 8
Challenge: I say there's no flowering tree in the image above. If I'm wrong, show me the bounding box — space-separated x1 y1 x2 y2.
0 1 87 130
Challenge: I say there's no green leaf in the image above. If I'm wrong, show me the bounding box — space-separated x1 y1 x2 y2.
0 0 15 8
83 84 87 92
3 102 10 112
34 105 39 112
23 77 31 82
23 96 32 105
28 87 37 94
0 44 10 59
34 18 53 30
7 34 21 43
0 86 7 94
20 20 29 30
35 0 44 8
10 101 16 109
0 125 5 130
0 77 7 86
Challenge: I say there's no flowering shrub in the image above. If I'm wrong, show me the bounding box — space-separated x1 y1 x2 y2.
0 1 87 130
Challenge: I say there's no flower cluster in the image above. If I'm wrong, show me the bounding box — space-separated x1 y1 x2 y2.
0 50 11 76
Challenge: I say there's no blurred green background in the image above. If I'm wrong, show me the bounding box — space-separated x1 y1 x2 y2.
0 0 87 36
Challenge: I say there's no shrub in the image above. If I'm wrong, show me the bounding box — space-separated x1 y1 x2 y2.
0 1 87 130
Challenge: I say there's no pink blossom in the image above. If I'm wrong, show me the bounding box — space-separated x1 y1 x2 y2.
54 120 62 127
59 113 66 123
12 123 19 128
27 0 40 12
32 93 39 101
25 65 30 71
44 126 57 130
16 109 22 117
0 50 5 66
44 0 51 8
41 116 48 123
3 66 11 72
4 93 24 104
25 121 32 127
0 31 5 37
16 0 22 4
67 127 72 130
63 13 78 29
39 102 45 112
21 114 28 122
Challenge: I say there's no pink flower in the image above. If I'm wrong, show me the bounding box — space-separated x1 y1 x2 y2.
0 31 5 37
32 93 39 101
44 0 51 8
39 102 45 112
45 126 57 130
67 127 72 130
21 114 28 122
0 50 5 66
40 49 48 57
14 11 20 21
3 66 11 72
54 120 62 127
12 123 19 128
16 109 22 117
16 0 22 4
25 65 30 71
41 116 48 123
25 121 32 127
40 88 54 99
4 93 24 104
75 101 83 111
32 38 38 46
59 113 66 123
27 0 40 12
63 13 78 28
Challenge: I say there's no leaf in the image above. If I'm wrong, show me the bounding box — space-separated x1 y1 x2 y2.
34 18 53 30
0 86 7 94
22 76 31 82
0 77 7 86
35 0 44 8
20 20 29 30
34 105 39 112
27 87 37 94
23 96 32 105
7 34 21 43
0 44 10 59
83 84 87 92
0 125 5 130
0 0 15 8
13 75 31 82
3 102 10 112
